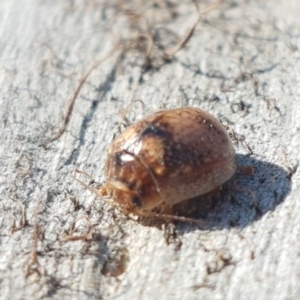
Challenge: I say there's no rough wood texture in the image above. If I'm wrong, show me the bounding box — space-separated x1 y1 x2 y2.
1 1 299 299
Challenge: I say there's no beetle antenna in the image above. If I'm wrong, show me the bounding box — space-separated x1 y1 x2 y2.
74 176 117 207
73 176 103 197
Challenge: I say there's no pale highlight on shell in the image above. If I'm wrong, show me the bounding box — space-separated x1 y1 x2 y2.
104 107 236 213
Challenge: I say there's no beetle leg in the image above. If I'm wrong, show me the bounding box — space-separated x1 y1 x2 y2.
237 165 254 176
132 209 208 225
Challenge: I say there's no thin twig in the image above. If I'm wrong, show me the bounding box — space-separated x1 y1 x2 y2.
165 0 222 59
40 46 119 147
164 17 200 58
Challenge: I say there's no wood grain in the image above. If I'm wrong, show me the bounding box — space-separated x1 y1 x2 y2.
0 1 299 299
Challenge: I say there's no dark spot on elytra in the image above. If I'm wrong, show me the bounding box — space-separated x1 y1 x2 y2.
164 141 204 168
141 123 170 139
132 196 142 208
113 152 124 166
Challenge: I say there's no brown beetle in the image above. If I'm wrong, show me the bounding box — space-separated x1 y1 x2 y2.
102 107 236 220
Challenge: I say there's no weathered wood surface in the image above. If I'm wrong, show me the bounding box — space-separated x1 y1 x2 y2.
0 1 299 299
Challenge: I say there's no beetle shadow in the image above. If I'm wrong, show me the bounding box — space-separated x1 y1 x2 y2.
139 154 292 232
